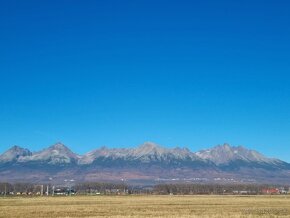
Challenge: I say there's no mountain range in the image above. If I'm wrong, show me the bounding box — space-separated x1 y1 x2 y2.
0 142 289 185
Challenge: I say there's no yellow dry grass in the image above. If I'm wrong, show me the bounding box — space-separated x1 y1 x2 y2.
0 195 290 218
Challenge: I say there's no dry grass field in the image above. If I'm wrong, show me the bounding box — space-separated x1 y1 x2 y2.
0 195 290 218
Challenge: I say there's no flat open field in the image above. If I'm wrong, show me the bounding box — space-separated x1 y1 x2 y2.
1 195 290 218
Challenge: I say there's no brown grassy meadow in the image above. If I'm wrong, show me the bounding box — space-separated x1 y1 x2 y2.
0 195 290 218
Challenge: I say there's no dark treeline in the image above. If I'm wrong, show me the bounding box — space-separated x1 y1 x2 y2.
0 182 289 196
0 183 42 194
75 182 129 194
152 184 285 195
0 182 129 195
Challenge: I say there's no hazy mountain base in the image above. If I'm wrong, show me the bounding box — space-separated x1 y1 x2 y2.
1 162 290 185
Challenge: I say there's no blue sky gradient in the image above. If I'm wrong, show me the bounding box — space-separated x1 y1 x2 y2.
1 1 290 161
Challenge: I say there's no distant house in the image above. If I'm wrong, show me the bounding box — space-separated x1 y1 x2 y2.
262 188 280 195
232 190 257 195
278 187 287 194
54 188 68 195
53 187 75 195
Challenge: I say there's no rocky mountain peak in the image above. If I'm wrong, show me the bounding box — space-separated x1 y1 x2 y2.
195 143 277 165
0 145 32 163
49 142 70 151
10 145 24 151
221 143 231 149
17 142 79 165
139 141 161 149
134 142 167 156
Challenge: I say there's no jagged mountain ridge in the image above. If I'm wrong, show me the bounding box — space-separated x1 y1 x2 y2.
195 143 283 166
0 142 287 166
0 142 289 184
18 143 80 165
78 142 203 165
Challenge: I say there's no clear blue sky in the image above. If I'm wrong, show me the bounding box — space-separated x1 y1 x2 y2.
1 1 290 161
